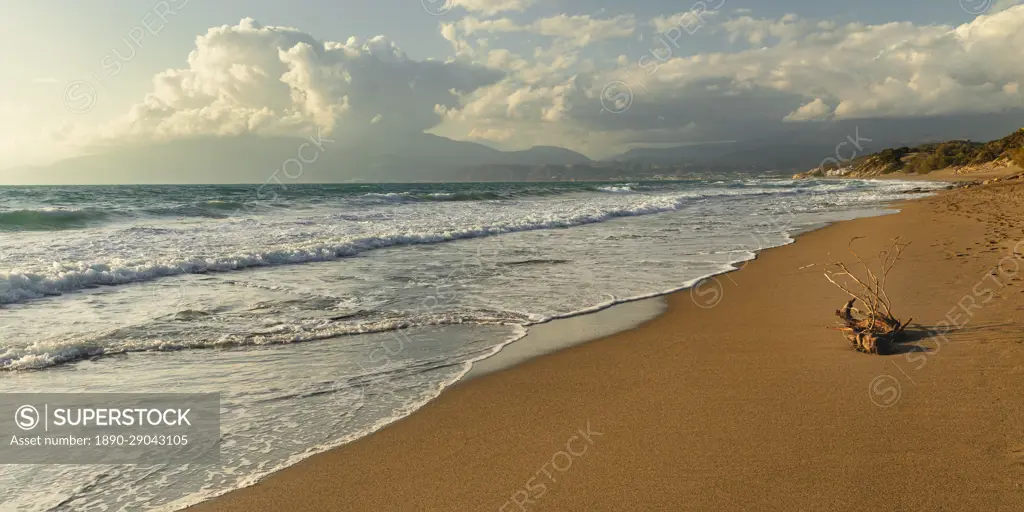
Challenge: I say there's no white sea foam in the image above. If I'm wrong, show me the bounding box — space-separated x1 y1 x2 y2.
0 187 783 305
596 184 635 193
0 309 533 370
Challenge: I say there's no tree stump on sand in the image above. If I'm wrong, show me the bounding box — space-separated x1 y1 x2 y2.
834 297 910 354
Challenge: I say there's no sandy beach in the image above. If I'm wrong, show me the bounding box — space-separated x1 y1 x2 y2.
192 177 1024 511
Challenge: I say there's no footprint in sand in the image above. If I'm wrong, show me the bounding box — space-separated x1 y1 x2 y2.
1010 445 1024 468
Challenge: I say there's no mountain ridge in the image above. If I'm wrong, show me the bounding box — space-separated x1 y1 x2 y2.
6 111 1024 184
1 134 593 185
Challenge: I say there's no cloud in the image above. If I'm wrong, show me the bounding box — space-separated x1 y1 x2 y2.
621 6 1024 121
467 126 514 141
650 5 725 34
452 0 535 16
785 98 832 121
450 14 635 47
84 18 502 146
718 13 815 45
435 5 1024 156
433 11 636 149
532 14 636 46
54 7 1024 162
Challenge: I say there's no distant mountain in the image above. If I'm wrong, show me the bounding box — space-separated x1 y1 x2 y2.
501 145 593 166
610 143 741 165
1 133 592 185
606 112 1024 173
8 110 1024 184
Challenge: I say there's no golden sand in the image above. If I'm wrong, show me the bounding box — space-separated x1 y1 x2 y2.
193 178 1024 511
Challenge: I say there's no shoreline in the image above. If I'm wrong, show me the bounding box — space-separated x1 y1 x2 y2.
468 204 906 380
466 297 667 380
192 179 1024 511
832 164 1022 183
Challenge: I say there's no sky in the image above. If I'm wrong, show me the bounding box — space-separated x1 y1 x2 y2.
2 0 1023 170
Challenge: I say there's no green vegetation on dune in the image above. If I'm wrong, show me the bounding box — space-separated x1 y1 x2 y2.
871 147 914 174
796 128 1024 178
906 140 984 174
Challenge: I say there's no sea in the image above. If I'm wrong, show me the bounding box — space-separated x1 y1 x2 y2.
0 179 948 510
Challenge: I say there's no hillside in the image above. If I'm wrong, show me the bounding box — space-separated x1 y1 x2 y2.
794 128 1024 179
608 112 1024 174
1 134 592 185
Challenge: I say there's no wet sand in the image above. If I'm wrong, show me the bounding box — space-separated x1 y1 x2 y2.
193 179 1024 511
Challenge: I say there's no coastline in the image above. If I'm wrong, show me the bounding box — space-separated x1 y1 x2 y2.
466 297 667 380
192 178 1024 511
838 165 1022 183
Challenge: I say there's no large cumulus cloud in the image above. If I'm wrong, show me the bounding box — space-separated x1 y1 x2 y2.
605 6 1024 122
434 5 1024 156
63 6 1024 160
101 18 502 144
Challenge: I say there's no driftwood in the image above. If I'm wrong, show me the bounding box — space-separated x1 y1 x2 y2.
824 237 912 354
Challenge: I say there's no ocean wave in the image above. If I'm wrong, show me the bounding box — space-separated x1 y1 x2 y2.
594 184 635 194
0 191 712 305
0 202 273 230
0 180 947 306
0 209 111 231
0 309 533 371
356 191 508 202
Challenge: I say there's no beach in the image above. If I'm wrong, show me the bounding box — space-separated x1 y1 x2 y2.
190 175 1024 511
0 179 951 509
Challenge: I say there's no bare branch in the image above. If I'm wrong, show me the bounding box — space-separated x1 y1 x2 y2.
823 236 912 354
